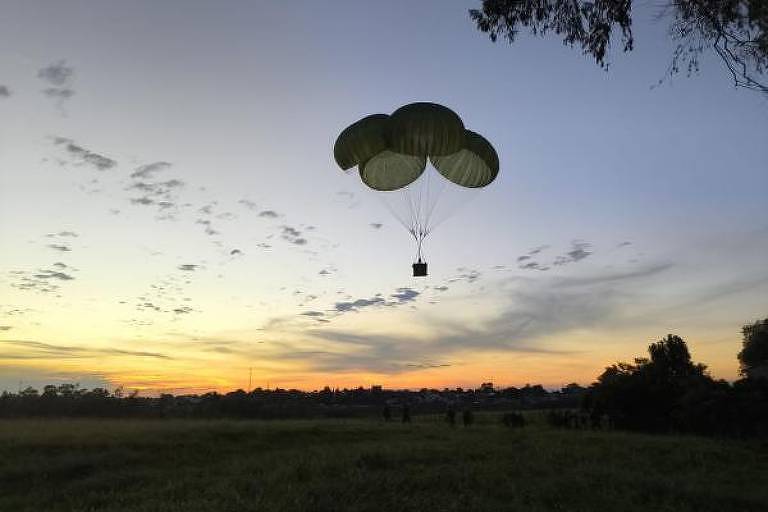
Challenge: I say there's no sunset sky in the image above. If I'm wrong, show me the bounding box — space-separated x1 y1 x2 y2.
1 1 766 394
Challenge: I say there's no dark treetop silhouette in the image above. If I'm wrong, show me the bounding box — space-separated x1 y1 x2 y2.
469 0 768 94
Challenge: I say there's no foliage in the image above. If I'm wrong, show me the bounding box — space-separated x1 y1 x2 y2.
0 383 584 419
738 317 768 377
584 333 768 436
469 0 768 93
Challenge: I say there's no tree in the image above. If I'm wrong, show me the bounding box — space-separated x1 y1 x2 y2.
584 334 711 432
469 0 768 94
738 317 768 378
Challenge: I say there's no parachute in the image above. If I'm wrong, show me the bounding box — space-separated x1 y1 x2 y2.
334 102 498 276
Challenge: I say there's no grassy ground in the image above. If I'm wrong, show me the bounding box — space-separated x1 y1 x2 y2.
0 413 766 512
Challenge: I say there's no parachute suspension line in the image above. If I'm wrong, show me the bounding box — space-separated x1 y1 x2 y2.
378 193 411 233
423 167 448 238
405 187 418 238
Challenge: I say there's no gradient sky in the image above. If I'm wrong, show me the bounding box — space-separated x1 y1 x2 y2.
1 1 766 394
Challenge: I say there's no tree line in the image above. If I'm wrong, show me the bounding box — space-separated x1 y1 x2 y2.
1 317 766 438
581 317 768 437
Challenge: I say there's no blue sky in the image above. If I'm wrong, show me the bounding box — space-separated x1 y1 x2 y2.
1 1 766 393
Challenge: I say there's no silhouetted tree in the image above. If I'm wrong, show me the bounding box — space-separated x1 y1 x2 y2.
382 404 392 422
585 334 711 432
738 317 768 379
401 403 411 423
462 408 474 427
469 0 768 94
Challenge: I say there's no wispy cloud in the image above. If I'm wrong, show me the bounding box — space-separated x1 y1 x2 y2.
266 263 676 374
332 287 420 314
281 225 307 245
53 137 116 170
553 240 593 266
130 162 172 179
38 61 73 86
0 339 172 360
38 60 76 108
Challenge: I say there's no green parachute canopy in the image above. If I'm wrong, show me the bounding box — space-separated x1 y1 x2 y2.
333 102 498 191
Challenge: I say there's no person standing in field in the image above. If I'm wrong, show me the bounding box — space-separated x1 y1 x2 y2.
446 405 456 427
462 408 474 427
402 403 411 423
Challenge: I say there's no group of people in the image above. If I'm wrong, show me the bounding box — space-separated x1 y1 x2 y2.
381 404 474 426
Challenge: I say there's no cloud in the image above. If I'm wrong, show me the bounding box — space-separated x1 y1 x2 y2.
56 231 78 237
433 286 449 292
0 365 110 393
130 162 172 179
177 264 199 271
47 244 71 252
281 225 307 245
38 61 73 86
127 179 184 196
0 85 10 97
259 210 279 218
552 263 674 288
567 240 592 262
38 61 76 108
617 241 632 248
0 339 171 360
553 240 593 266
238 199 258 210
267 262 676 374
370 223 383 229
131 196 154 205
517 255 531 262
126 171 186 219
0 326 12 331
300 311 325 317
519 261 550 271
53 137 116 170
405 362 452 369
389 287 419 304
333 296 386 313
331 286 421 314
33 270 74 281
449 269 481 283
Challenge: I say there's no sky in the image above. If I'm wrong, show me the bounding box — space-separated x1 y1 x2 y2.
1 1 766 394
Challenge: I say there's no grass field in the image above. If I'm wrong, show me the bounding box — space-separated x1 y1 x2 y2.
1 413 767 512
